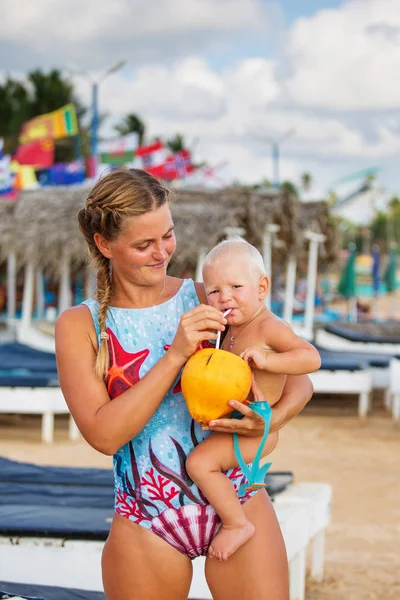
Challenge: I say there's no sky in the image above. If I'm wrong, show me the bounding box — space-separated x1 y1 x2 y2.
2 0 400 197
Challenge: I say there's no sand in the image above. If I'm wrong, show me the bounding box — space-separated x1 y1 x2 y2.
1 393 399 600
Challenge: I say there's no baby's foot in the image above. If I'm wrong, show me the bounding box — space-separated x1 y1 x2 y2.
208 521 255 561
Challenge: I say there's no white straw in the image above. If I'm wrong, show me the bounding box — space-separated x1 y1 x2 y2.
216 309 232 350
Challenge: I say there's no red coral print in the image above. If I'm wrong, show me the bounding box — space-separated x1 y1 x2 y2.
116 488 150 523
141 467 180 508
227 467 243 481
106 328 150 399
228 467 252 499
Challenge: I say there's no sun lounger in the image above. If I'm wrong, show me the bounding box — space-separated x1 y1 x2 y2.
316 323 400 354
0 581 104 600
309 349 373 417
0 343 78 443
312 343 399 419
388 357 400 421
0 457 331 600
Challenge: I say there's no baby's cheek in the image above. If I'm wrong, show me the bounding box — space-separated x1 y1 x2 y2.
207 296 219 308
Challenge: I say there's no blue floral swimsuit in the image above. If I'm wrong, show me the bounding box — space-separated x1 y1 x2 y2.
83 279 255 559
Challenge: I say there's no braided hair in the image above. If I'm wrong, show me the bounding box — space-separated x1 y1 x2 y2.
78 168 173 379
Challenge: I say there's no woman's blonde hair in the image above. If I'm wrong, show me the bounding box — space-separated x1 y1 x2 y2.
78 168 173 380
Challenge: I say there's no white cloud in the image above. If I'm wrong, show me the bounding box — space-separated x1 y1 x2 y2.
283 0 400 110
87 56 400 163
0 0 269 70
3 0 400 193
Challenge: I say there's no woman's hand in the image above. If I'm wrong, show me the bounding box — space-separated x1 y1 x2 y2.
204 375 267 437
169 304 227 363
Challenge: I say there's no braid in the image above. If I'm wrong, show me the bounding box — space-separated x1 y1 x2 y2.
95 255 112 379
77 168 173 381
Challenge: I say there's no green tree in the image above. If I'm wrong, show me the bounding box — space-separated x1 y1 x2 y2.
252 178 272 190
301 172 312 191
114 113 146 146
0 69 86 159
281 180 299 199
166 133 185 153
27 69 80 118
0 78 30 153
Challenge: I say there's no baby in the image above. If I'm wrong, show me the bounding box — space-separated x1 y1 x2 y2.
185 238 321 561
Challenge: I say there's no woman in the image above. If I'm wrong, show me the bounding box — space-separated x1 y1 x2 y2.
56 168 313 600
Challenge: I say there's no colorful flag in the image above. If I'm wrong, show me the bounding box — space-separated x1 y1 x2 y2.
0 139 15 197
99 133 139 166
36 160 86 186
371 246 380 295
19 104 79 144
11 161 39 190
133 140 168 178
163 150 193 180
13 138 54 168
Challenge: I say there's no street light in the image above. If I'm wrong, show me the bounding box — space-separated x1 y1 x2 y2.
68 60 127 177
269 128 295 188
90 60 127 177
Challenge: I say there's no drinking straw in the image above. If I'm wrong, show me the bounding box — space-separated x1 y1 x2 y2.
216 308 232 350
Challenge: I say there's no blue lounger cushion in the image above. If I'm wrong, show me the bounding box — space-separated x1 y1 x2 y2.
0 343 57 373
0 457 293 539
313 345 392 370
0 457 113 486
0 581 104 600
325 323 400 345
0 375 59 387
316 351 368 371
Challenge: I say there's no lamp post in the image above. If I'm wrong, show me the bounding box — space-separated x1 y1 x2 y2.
69 60 126 178
269 129 295 188
89 60 126 177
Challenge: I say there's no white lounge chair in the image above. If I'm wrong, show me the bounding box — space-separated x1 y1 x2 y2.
0 384 78 443
309 349 373 418
314 334 399 419
0 458 332 600
388 357 400 421
0 342 78 443
0 492 325 600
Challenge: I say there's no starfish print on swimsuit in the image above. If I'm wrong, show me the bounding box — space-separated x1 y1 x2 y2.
106 328 150 399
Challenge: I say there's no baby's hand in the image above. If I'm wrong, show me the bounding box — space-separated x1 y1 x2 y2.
240 345 270 370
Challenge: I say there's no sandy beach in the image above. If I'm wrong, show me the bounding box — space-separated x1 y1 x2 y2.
1 391 399 600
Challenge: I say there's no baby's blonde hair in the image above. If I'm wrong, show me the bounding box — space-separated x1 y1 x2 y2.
202 237 266 276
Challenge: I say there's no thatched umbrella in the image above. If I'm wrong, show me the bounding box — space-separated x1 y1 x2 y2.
0 201 19 319
0 183 336 335
169 201 240 277
299 201 338 265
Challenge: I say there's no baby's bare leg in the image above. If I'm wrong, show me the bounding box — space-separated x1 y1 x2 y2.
186 430 278 561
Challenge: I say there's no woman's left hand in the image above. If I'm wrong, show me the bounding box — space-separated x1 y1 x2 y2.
204 375 266 437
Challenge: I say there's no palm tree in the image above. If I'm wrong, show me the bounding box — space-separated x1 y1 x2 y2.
27 69 80 117
281 180 299 199
114 113 146 146
301 172 312 191
0 70 86 157
0 78 30 153
166 134 185 153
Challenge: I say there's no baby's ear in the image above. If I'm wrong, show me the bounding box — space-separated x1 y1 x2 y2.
258 275 270 300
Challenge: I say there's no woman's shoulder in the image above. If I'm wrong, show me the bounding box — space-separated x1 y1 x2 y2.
56 304 96 336
166 276 205 304
56 305 98 353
